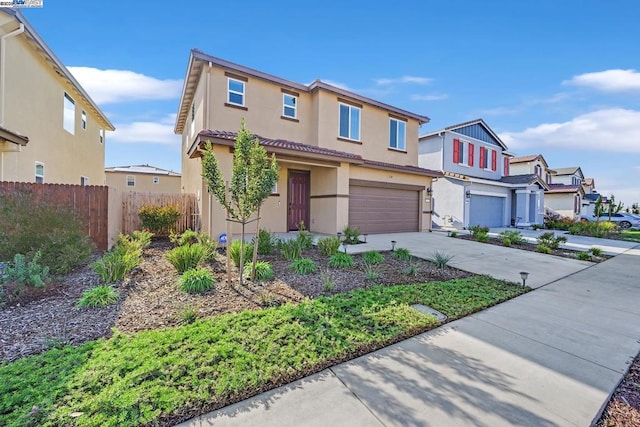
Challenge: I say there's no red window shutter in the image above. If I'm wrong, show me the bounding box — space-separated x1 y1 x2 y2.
453 139 460 163
468 143 474 166
479 147 485 168
491 150 497 171
503 157 509 175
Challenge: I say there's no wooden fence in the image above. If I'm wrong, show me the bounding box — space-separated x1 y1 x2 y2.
0 182 109 250
122 192 199 235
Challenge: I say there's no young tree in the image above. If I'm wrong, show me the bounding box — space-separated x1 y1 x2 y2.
201 120 279 285
606 194 624 221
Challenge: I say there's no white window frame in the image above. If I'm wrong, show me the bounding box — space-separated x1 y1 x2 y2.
153 176 160 184
35 162 44 184
457 139 471 167
389 118 406 151
81 176 89 186
81 110 87 130
126 175 135 187
271 182 278 194
99 128 104 144
282 93 297 119
190 103 195 136
63 92 75 134
227 78 245 106
482 147 492 170
338 103 361 141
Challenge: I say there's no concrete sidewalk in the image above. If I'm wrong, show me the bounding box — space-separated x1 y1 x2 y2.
178 239 640 427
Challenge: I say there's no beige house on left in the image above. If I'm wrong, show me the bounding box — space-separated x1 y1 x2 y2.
0 9 114 185
105 164 181 193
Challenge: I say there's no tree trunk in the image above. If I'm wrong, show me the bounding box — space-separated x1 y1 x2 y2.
250 207 261 281
225 184 232 287
239 222 246 286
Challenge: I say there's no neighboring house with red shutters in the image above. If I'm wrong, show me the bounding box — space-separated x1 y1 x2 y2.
419 119 547 229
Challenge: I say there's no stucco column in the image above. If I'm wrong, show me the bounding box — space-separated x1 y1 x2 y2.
336 163 350 233
515 190 531 226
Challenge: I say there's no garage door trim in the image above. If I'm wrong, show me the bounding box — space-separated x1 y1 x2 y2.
349 178 425 192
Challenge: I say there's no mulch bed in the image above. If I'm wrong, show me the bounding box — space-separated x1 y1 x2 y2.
456 234 610 262
597 352 640 426
1 239 471 362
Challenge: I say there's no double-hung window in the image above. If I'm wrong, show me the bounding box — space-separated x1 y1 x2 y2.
80 176 89 186
63 93 75 134
338 103 360 141
81 110 87 130
227 78 245 106
453 139 473 167
35 162 44 184
283 94 297 119
126 175 135 187
389 118 406 151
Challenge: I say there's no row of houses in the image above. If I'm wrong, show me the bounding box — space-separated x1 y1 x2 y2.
0 9 600 238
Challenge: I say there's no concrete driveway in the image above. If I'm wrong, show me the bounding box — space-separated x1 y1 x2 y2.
345 231 593 289
489 227 638 256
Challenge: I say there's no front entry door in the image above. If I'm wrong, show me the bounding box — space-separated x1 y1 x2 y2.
288 170 310 230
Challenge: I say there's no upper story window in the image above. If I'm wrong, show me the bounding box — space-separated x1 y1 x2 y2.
452 139 474 167
338 103 360 141
190 103 195 136
534 164 542 177
126 175 135 187
572 176 581 185
63 93 75 134
283 93 297 119
99 128 104 144
389 118 406 151
546 173 551 184
81 110 87 130
480 146 490 169
80 176 89 186
35 162 44 184
227 78 245 106
153 176 160 184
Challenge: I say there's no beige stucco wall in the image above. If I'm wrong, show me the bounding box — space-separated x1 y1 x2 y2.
106 171 181 193
0 25 108 185
546 193 579 219
510 158 551 182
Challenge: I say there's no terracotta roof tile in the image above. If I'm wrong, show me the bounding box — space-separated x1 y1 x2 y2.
509 154 541 163
546 183 582 194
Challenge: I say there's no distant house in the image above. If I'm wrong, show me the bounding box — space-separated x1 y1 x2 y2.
174 49 441 238
546 167 586 219
580 177 600 217
105 164 181 193
0 9 114 185
419 119 547 229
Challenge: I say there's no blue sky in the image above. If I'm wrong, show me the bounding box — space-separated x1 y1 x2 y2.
23 0 640 205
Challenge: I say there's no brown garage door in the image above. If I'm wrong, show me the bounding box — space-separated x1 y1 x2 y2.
349 183 420 233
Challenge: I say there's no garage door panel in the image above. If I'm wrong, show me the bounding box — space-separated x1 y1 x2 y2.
469 194 505 227
349 185 419 234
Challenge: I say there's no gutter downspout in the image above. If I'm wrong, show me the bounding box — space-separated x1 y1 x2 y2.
0 23 25 181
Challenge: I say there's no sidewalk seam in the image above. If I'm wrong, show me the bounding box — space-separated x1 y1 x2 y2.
329 369 387 427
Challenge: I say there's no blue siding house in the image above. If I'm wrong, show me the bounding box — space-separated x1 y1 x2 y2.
419 119 547 229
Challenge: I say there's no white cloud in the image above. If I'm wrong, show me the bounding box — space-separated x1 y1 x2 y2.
410 93 448 101
564 69 640 93
68 67 183 104
318 79 351 90
478 93 569 117
109 115 180 145
375 76 433 86
500 108 640 152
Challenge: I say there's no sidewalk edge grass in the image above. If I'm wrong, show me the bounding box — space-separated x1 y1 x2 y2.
0 276 526 427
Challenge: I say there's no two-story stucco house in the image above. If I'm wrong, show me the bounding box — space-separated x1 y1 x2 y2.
419 120 547 229
174 49 441 238
0 9 114 185
105 164 181 193
544 166 586 219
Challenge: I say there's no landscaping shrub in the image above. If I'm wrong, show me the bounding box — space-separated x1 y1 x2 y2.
171 230 216 260
432 250 453 269
180 307 198 324
576 252 592 261
392 248 411 260
290 257 318 275
328 252 355 268
317 236 341 256
403 262 419 276
322 272 335 292
1 252 50 288
589 247 603 257
342 225 361 244
449 231 458 238
295 222 314 250
246 261 274 281
77 285 119 308
536 244 552 254
254 229 276 255
130 230 153 249
502 238 512 247
92 249 140 283
536 232 567 249
178 268 214 293
229 240 254 268
568 221 617 238
138 204 181 236
499 230 525 245
280 239 303 261
476 232 490 243
362 251 384 264
166 243 208 273
469 225 489 238
0 191 93 274
364 264 379 281
170 229 199 246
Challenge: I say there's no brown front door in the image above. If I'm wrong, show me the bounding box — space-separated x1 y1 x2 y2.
288 170 310 230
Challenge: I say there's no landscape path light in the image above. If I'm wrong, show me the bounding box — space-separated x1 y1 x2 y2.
520 271 529 287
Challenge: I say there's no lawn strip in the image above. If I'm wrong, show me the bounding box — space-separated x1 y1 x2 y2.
0 276 525 427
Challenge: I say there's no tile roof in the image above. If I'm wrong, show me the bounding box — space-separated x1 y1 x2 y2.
198 130 361 161
553 166 580 176
509 154 540 163
105 164 181 176
546 183 583 194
